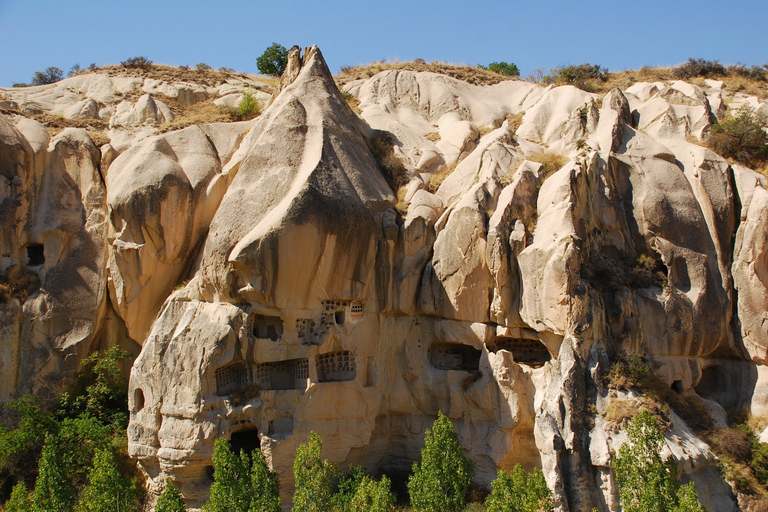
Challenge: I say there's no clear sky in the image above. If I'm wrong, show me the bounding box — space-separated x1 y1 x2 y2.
0 0 766 87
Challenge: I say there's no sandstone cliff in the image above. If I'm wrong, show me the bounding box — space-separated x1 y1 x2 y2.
1 47 767 511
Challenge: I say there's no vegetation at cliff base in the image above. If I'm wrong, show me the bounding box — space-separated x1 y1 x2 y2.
614 410 706 512
485 465 553 512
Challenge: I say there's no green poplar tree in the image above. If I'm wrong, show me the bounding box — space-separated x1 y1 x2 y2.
614 410 707 512
75 447 136 512
292 431 337 512
32 435 76 512
485 464 553 512
156 479 187 512
249 448 281 512
4 481 32 512
408 411 475 512
203 438 251 512
349 475 396 512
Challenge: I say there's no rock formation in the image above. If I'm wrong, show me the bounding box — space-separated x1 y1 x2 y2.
2 47 768 511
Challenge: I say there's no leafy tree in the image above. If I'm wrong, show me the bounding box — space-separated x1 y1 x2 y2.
0 395 57 489
31 435 76 512
613 410 706 512
257 43 288 76
349 475 396 512
332 465 366 512
4 481 32 512
74 447 137 512
706 104 768 168
203 438 251 512
485 464 553 512
31 67 63 85
156 479 187 512
408 411 474 512
58 345 131 428
292 431 337 512
487 62 520 77
249 448 280 512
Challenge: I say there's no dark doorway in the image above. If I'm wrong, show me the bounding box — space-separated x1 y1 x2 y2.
229 428 260 456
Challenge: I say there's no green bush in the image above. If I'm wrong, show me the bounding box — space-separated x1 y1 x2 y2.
483 62 520 77
156 479 187 512
706 104 768 168
257 43 288 77
236 91 261 120
673 58 726 79
485 465 553 512
613 410 706 512
4 482 31 512
121 56 153 69
728 63 767 82
31 67 63 85
408 411 474 512
332 465 367 512
551 63 607 89
196 62 212 72
292 431 337 512
349 475 396 512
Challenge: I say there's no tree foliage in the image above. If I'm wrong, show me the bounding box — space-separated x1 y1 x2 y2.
249 447 280 512
257 43 288 76
75 447 137 512
485 464 553 512
408 411 474 512
156 479 187 512
202 438 280 512
706 104 768 168
349 475 396 512
613 410 706 512
203 438 252 512
3 481 31 512
31 67 63 85
292 431 337 512
485 62 520 77
31 435 76 512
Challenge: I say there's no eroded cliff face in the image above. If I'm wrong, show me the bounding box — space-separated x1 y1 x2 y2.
2 46 768 511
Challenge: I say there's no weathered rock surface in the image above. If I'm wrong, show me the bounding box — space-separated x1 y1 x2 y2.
2 47 768 512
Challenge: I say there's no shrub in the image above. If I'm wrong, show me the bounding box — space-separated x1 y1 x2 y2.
292 431 337 512
551 63 608 91
196 63 212 72
333 465 367 512
673 58 726 79
68 64 81 77
236 91 260 120
613 410 706 512
483 62 520 77
706 104 768 168
349 475 396 512
4 481 31 512
31 67 63 85
156 479 187 512
728 64 767 82
121 56 153 69
485 464 553 512
408 411 474 512
257 43 288 77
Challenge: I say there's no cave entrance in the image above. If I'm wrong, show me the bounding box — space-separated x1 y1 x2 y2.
229 428 260 457
253 315 283 341
428 343 481 371
488 337 551 368
26 244 44 266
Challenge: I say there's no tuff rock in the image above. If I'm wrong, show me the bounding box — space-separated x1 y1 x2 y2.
1 47 768 511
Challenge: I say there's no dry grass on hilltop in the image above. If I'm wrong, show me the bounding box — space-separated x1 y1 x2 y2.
336 59 514 87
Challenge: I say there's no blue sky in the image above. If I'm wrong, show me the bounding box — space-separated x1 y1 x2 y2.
0 0 766 87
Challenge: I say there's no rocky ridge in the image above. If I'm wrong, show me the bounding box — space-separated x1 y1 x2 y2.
1 46 767 511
